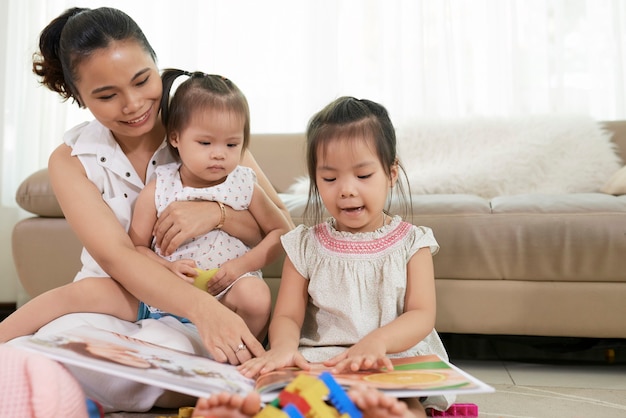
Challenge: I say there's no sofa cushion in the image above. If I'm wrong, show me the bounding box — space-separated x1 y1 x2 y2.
279 192 626 283
15 169 64 217
601 165 626 195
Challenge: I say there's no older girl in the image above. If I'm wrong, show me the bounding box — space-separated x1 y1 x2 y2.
240 96 454 416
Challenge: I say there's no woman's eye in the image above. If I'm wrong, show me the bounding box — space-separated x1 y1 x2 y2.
98 94 115 101
137 76 149 86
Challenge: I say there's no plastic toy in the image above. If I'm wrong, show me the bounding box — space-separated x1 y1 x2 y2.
86 398 104 418
260 372 362 418
429 403 479 417
156 406 195 418
193 268 219 291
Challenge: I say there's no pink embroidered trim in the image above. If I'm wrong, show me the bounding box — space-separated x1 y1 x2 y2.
315 221 412 255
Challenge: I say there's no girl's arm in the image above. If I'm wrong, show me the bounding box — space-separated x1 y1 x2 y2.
324 247 437 372
206 183 292 294
48 144 264 364
238 256 309 377
240 149 294 229
153 149 294 255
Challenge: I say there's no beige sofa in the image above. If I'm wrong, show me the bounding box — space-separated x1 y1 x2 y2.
12 122 626 339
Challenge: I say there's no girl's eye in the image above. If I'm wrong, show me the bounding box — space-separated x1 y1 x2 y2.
136 76 149 86
98 94 116 101
321 177 336 182
358 173 373 179
227 143 239 148
199 141 211 146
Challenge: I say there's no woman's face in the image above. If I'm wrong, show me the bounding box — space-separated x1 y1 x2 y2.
73 40 162 143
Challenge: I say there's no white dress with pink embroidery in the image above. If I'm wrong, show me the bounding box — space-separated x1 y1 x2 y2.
280 215 454 410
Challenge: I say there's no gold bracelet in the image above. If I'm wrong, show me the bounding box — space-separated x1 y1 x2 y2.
215 201 226 230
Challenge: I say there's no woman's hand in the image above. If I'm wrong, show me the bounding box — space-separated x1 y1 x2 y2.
153 201 217 256
323 338 393 374
237 347 310 378
193 302 266 365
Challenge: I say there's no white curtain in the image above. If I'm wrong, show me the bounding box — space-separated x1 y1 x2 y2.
2 0 626 302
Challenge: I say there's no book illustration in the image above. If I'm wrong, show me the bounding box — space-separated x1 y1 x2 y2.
255 354 493 399
13 325 254 399
11 325 494 402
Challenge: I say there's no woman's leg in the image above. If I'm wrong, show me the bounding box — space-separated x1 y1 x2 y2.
0 277 139 343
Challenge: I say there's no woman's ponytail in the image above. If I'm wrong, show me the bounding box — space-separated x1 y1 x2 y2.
32 7 87 102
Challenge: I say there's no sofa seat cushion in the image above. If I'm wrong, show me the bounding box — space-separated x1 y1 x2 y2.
279 192 626 284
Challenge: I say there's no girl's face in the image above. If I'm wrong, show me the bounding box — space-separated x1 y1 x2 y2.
170 107 245 188
73 40 162 143
315 136 398 233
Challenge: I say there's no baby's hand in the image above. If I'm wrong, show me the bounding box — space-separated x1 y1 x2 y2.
237 348 310 378
168 259 198 283
206 260 243 295
324 339 393 374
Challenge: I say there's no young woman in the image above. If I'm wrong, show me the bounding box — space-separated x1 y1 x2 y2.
0 6 291 412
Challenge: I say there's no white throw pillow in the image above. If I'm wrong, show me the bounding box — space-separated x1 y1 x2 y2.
601 166 626 195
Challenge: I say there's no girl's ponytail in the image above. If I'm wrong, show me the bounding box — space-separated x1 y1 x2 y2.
160 68 191 128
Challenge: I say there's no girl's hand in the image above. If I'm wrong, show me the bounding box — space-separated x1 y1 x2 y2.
167 259 198 283
323 339 393 374
237 348 310 378
206 260 243 295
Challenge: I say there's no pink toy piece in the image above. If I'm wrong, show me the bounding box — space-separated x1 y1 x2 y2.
430 403 478 417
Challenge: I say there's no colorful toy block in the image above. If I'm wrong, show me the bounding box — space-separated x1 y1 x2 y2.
256 372 362 418
429 403 478 417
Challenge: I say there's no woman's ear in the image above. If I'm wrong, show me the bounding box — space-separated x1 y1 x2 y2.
169 132 179 148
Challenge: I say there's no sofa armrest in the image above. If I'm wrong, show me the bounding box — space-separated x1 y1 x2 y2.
15 168 63 217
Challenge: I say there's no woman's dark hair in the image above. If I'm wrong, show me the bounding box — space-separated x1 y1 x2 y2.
32 7 157 106
160 69 250 151
304 96 412 224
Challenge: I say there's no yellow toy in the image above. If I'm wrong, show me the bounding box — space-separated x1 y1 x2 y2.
193 268 219 291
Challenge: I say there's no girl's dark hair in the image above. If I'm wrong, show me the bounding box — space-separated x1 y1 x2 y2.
32 7 157 106
160 69 250 151
304 96 411 224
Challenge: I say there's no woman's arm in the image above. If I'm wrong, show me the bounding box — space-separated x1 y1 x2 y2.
129 180 197 282
153 149 294 256
48 144 263 364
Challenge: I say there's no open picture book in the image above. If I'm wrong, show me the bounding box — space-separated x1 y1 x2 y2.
11 325 494 402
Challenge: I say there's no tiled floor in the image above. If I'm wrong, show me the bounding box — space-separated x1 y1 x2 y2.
108 335 626 418
442 334 626 417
